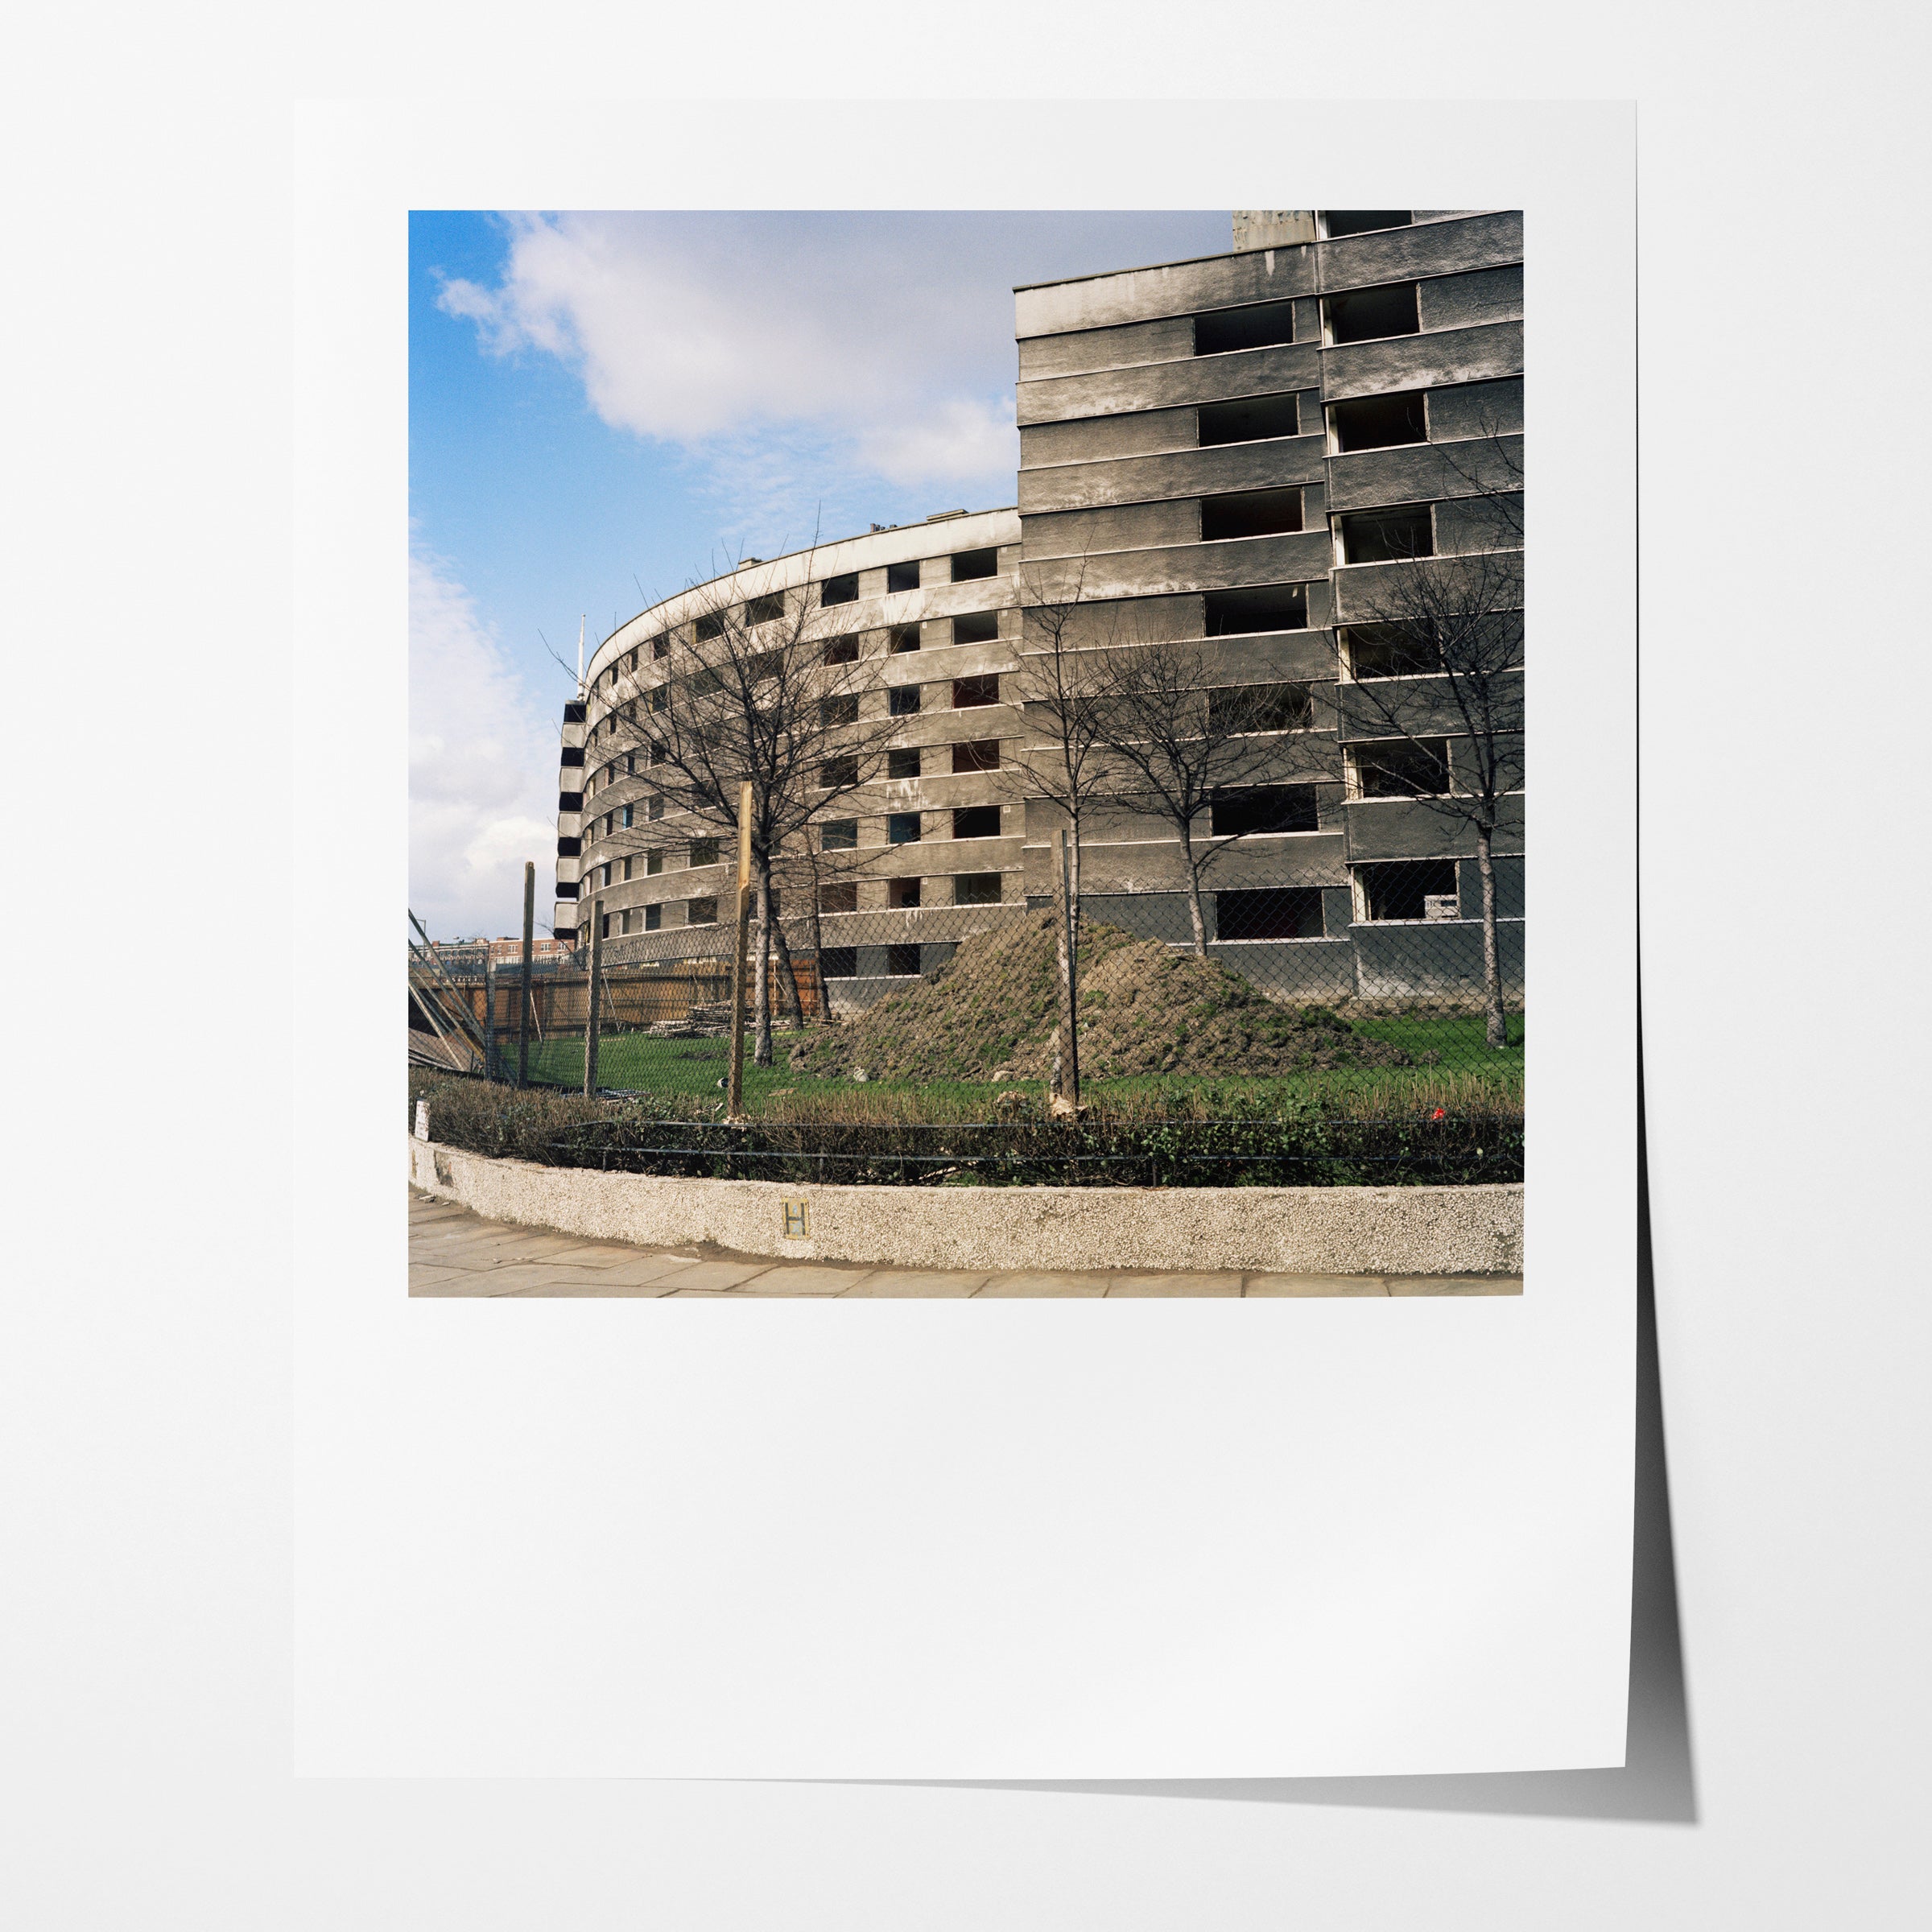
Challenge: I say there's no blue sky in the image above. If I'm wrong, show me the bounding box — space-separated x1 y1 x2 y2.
409 209 1232 938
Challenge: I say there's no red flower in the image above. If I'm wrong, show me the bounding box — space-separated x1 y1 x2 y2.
1430 1107 1447 1121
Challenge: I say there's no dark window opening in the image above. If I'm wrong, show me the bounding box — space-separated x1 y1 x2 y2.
694 612 725 641
644 903 662 931
819 882 858 914
560 745 585 767
887 748 921 779
648 685 668 711
821 693 859 727
952 805 1001 839
823 634 859 666
1197 393 1302 446
687 897 719 927
886 943 923 976
1325 281 1421 344
749 650 782 683
1345 622 1439 679
651 636 670 661
1218 886 1325 940
819 755 860 788
821 947 858 979
1200 486 1303 542
952 610 999 646
1339 506 1434 564
1331 390 1427 452
556 836 581 858
888 877 922 909
890 625 921 654
1321 210 1412 238
951 547 998 581
887 812 922 845
564 700 587 724
1193 299 1296 356
647 795 665 821
555 881 580 901
601 914 613 939
1208 683 1313 733
688 837 721 868
1203 584 1308 635
1352 737 1451 797
886 560 921 594
1209 785 1321 836
820 819 858 850
954 872 1001 906
820 572 859 606
745 592 784 625
889 683 921 716
646 850 663 875
621 804 634 829
1356 857 1459 922
952 738 1000 774
953 672 999 707
558 791 583 813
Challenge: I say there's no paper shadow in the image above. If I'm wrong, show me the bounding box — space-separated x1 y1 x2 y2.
884 1051 1697 1825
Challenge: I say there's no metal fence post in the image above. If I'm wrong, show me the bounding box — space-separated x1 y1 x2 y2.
584 898 604 1096
483 955 497 1081
1053 827 1080 1112
725 781 753 1121
518 861 535 1088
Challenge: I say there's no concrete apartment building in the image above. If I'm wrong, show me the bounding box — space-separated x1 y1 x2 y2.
554 209 1523 1004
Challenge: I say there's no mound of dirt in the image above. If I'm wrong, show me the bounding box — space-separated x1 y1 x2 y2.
789 908 1408 1084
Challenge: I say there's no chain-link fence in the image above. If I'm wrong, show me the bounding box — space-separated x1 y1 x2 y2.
409 888 1521 1183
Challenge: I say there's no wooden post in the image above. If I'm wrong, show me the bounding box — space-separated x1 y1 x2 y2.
584 898 605 1096
482 955 497 1082
725 781 753 1121
1053 827 1080 1113
517 861 535 1088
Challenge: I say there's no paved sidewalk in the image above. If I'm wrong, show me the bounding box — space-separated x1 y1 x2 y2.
410 1188 1521 1298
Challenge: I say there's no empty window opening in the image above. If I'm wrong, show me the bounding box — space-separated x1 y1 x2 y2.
1208 683 1313 733
559 791 583 814
619 909 634 935
1320 210 1412 238
1210 785 1321 836
1193 299 1296 356
694 611 726 641
823 634 859 666
687 897 719 926
601 913 613 939
820 819 858 850
1218 886 1325 940
886 560 922 594
1344 622 1439 679
560 745 585 767
952 738 1001 774
651 635 670 661
621 856 634 881
953 672 1000 708
647 795 665 821
821 693 859 727
819 755 860 788
556 835 581 858
1197 393 1302 447
1356 857 1458 923
748 650 782 684
952 610 999 646
564 700 587 724
1324 281 1421 344
1338 506 1434 564
647 685 668 712
1330 391 1427 452
819 882 858 914
745 592 784 625
821 573 860 607
645 903 663 931
688 837 721 868
821 947 858 979
889 683 921 716
1203 584 1308 635
888 748 921 780
601 861 614 887
1351 737 1451 797
646 849 663 875
1200 486 1304 542
620 803 635 828
886 943 923 976
951 547 999 582
887 877 922 909
887 812 922 845
890 625 921 654
952 805 1001 839
954 872 1001 906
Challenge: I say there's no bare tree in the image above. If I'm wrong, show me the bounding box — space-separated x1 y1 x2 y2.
575 560 898 1065
1089 632 1330 957
1323 428 1524 1047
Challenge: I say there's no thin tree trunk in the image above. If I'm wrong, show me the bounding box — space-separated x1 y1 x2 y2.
770 913 803 1028
1476 822 1508 1049
1179 827 1208 958
1051 827 1079 1113
753 857 774 1067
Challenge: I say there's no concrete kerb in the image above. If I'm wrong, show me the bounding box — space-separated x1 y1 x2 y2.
407 1137 1521 1278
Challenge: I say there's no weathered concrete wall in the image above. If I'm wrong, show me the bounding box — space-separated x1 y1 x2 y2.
409 1136 1524 1276
1020 435 1326 515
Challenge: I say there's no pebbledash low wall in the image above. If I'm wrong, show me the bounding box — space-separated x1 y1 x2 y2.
408 1136 1523 1278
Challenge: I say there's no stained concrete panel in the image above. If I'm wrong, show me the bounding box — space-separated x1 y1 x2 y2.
1324 435 1525 513
1019 436 1327 514
1017 314 1198 381
1016 246 1315 339
1018 343 1319 426
1315 210 1522 294
1321 321 1524 401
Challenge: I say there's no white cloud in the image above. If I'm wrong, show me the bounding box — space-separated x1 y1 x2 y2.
409 543 563 939
434 213 1021 506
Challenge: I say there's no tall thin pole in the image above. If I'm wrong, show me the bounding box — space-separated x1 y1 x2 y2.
518 861 535 1088
482 955 497 1082
584 898 604 1096
725 781 753 1121
1055 827 1080 1112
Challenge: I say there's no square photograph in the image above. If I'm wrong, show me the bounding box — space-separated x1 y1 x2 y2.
407 208 1525 1299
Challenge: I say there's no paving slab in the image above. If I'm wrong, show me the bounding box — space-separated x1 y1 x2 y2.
647 1259 775 1292
1102 1271 1245 1298
842 1269 990 1298
1245 1274 1391 1298
973 1271 1113 1298
1385 1275 1522 1297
